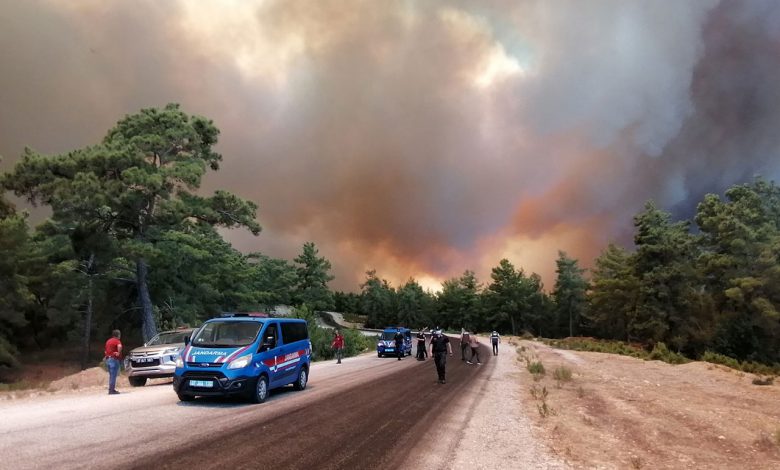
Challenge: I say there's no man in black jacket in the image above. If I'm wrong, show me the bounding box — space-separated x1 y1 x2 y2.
428 329 453 384
416 329 427 361
394 328 405 361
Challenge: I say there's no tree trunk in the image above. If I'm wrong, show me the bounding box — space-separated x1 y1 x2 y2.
568 298 574 338
510 315 517 336
136 258 157 342
80 253 95 371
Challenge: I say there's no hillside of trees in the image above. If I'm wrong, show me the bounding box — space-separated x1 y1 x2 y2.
1 104 778 377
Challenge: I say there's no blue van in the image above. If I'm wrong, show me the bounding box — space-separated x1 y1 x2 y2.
376 327 413 357
173 314 311 403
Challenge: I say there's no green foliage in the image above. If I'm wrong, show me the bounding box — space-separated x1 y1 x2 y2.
585 244 639 342
3 104 261 342
436 270 484 331
396 278 436 329
341 312 368 325
696 179 780 363
544 337 648 359
484 260 547 336
293 242 335 312
633 202 700 348
648 342 688 364
700 351 780 375
361 270 396 328
528 360 546 375
552 251 588 337
333 292 362 315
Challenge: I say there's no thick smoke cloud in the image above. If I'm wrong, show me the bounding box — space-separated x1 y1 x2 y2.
1 0 779 291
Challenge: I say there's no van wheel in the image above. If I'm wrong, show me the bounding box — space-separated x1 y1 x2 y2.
129 376 147 387
377 353 383 358
293 366 308 391
177 393 194 402
251 376 269 404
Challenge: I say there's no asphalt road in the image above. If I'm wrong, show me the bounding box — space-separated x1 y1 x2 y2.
0 338 491 470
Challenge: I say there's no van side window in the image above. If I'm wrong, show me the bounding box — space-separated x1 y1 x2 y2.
281 322 308 343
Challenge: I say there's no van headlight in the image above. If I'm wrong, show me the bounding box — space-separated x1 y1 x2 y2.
175 356 184 368
227 354 252 370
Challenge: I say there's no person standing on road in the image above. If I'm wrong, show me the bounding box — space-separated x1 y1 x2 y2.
428 329 453 384
104 329 123 395
331 329 345 364
394 328 405 361
490 331 501 356
460 329 470 361
416 329 427 361
466 335 481 365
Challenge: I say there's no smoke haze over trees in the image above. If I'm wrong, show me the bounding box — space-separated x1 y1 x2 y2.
1 1 779 291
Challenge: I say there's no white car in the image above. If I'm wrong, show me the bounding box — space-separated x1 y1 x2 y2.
125 328 194 386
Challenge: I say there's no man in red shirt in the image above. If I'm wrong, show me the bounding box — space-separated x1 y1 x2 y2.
331 330 345 364
104 329 123 395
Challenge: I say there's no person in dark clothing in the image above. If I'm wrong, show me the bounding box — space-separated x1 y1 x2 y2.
490 331 501 356
460 329 470 361
416 329 427 361
394 328 405 361
428 330 453 384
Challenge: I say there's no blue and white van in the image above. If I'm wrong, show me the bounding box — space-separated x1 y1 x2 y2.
173 314 311 403
376 327 413 357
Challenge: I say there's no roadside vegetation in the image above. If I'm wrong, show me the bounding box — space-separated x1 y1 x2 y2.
544 337 780 378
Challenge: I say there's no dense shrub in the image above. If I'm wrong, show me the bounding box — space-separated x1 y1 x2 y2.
528 361 545 375
701 351 780 375
544 337 647 359
342 313 368 325
649 342 688 364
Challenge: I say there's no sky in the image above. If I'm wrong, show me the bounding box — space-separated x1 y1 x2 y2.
1 0 779 292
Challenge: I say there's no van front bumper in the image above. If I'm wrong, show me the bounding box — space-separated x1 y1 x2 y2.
173 372 252 396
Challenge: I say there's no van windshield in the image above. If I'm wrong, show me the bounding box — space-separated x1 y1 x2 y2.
192 321 262 348
382 331 402 340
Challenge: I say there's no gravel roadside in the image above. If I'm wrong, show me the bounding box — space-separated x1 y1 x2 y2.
407 336 569 469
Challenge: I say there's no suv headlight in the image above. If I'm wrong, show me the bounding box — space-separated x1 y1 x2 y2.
227 354 252 370
163 347 180 355
175 356 184 368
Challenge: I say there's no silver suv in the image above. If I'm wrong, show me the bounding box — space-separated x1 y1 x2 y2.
125 328 194 387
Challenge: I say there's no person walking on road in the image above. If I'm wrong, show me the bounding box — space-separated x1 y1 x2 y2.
490 331 501 356
460 329 470 361
466 335 481 365
416 329 427 361
428 329 453 384
104 329 123 395
331 329 345 364
394 328 405 360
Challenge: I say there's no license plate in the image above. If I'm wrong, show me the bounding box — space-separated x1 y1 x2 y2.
136 357 154 363
189 380 214 388
386 348 394 351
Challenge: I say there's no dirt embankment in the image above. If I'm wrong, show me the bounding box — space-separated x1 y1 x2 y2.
516 340 780 469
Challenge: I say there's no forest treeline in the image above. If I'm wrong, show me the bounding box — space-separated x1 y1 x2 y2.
1 104 778 375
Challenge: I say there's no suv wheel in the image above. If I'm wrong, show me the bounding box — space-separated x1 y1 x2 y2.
128 376 147 387
251 375 269 404
293 366 308 391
